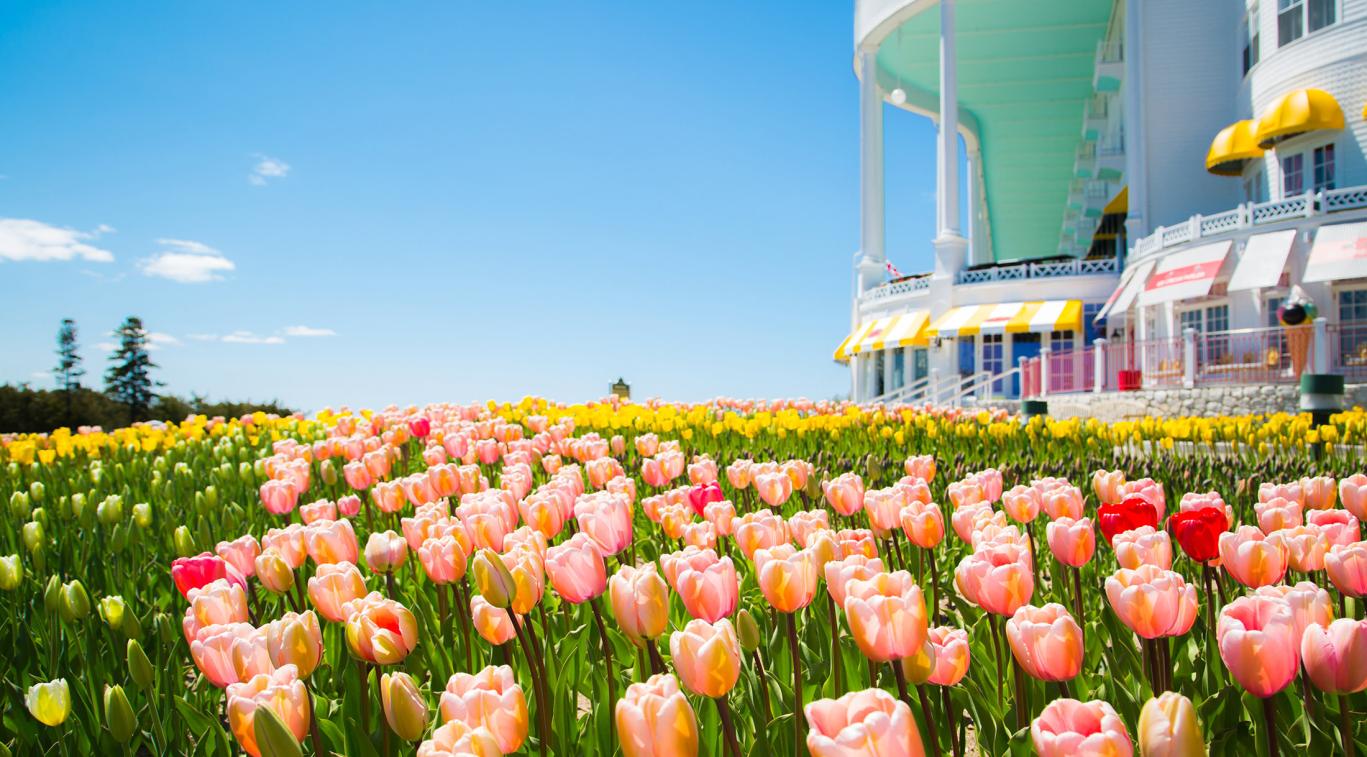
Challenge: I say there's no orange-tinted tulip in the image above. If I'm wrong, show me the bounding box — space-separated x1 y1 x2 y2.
1046 517 1095 567
308 562 367 623
189 622 258 688
954 543 1033 617
1302 475 1337 510
824 554 886 608
1112 526 1172 570
417 719 502 757
926 626 970 686
545 532 607 604
1218 526 1288 588
264 610 324 678
824 473 865 517
734 510 789 560
1092 469 1126 506
1003 485 1041 524
470 594 517 646
1341 474 1367 520
343 592 419 665
804 688 925 757
305 519 359 566
609 563 670 643
1327 541 1367 597
1105 564 1198 640
1218 595 1300 697
1006 603 1083 682
669 618 741 698
216 535 261 579
672 552 738 622
1031 698 1132 757
225 664 310 757
1301 617 1367 693
615 673 699 757
439 665 528 753
755 545 818 613
842 571 928 663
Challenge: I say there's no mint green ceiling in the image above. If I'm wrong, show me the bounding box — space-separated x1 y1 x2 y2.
873 0 1115 263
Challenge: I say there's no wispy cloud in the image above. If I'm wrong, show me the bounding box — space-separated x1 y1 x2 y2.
147 332 181 350
249 155 290 186
139 238 235 283
30 371 51 381
221 330 285 345
283 325 336 337
0 218 115 263
96 342 116 352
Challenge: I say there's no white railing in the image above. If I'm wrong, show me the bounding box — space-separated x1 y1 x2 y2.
1131 184 1367 263
861 275 931 303
954 255 1118 284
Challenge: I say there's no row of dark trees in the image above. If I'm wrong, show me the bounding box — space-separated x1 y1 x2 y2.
2 318 292 434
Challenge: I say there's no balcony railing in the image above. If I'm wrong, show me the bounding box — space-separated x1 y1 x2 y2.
956 256 1118 284
1131 184 1367 261
861 275 930 303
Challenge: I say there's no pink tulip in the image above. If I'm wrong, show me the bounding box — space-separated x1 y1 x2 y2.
1179 491 1233 527
262 525 308 569
755 545 818 613
900 502 945 550
1003 485 1041 524
615 674 699 757
904 455 935 482
950 501 997 544
864 488 907 534
926 626 970 686
1256 496 1302 534
470 595 517 646
189 622 259 688
225 664 310 757
1260 481 1304 505
260 479 300 516
1307 509 1360 546
364 530 408 574
1112 526 1172 570
300 499 337 524
1340 474 1367 521
1031 698 1133 757
545 532 607 604
703 500 736 536
576 493 633 556
1007 603 1083 682
608 563 670 643
733 510 789 560
1327 541 1367 597
955 543 1034 617
842 571 928 662
1279 524 1330 572
307 562 367 623
787 511 831 548
946 479 985 509
672 552 739 622
634 433 659 457
1218 526 1288 588
823 473 865 517
687 458 719 486
337 494 361 517
669 618 741 698
1302 475 1337 510
305 519 359 566
1253 581 1333 640
1104 564 1197 640
725 459 753 490
439 665 528 754
1046 517 1095 567
1091 470 1126 506
343 461 374 491
182 579 249 643
1042 486 1085 521
1301 618 1367 693
804 688 925 757
754 471 794 508
1218 595 1301 697
215 536 261 579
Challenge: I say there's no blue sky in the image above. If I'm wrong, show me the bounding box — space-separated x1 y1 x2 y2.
0 2 940 411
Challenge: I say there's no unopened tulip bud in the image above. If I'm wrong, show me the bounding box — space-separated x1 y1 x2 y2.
127 639 154 689
30 507 47 526
99 595 127 631
239 462 255 485
132 502 152 528
70 493 86 521
381 671 429 742
472 549 516 609
0 555 22 590
110 524 128 554
9 491 30 519
320 460 338 487
104 685 136 743
28 481 45 504
43 575 61 613
736 609 761 652
97 495 123 525
251 704 304 757
174 526 196 558
22 521 43 553
60 580 91 622
154 612 176 645
255 551 296 595
1138 692 1203 757
204 485 219 509
26 679 70 726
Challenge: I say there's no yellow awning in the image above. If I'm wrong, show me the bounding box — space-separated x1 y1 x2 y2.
1206 120 1265 176
925 300 1083 338
1102 186 1128 215
833 320 876 362
1255 89 1344 148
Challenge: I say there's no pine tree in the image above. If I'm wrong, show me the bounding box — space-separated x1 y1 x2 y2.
104 316 160 424
53 318 84 426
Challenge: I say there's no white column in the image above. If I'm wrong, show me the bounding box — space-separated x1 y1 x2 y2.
1040 346 1052 398
858 48 886 284
965 151 978 265
849 354 861 402
1314 316 1330 373
1182 328 1197 389
882 349 895 396
932 0 969 279
1122 0 1146 243
1094 337 1109 393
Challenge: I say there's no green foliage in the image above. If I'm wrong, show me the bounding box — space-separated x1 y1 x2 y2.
0 384 294 434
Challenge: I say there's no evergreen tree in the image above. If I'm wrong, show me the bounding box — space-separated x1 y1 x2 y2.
53 318 84 426
104 317 160 424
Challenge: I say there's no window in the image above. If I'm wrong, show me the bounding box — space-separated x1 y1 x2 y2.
1338 289 1367 368
1314 144 1335 191
1279 0 1304 44
1282 153 1304 197
892 349 905 390
1245 166 1267 203
982 334 1004 394
958 336 976 376
1242 6 1261 74
1279 0 1336 45
1266 295 1285 327
1180 303 1230 364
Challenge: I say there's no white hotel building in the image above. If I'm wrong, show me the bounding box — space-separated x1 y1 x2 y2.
839 0 1367 404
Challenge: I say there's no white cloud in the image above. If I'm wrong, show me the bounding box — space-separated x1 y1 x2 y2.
249 155 290 186
96 342 116 352
139 238 235 283
0 218 115 263
147 332 181 350
188 333 219 342
31 371 51 380
283 325 336 337
221 330 285 345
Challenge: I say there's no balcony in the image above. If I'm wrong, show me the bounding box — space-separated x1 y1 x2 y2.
1082 95 1108 141
860 274 931 305
956 256 1118 284
1131 185 1367 262
1093 40 1123 93
1074 142 1096 179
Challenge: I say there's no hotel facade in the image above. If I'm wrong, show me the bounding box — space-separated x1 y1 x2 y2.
839 0 1367 405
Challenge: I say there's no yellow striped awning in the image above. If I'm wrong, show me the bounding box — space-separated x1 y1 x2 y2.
1255 88 1343 148
833 311 931 362
925 300 1083 338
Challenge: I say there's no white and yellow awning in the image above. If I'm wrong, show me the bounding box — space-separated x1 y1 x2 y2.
925 300 1083 338
833 311 930 362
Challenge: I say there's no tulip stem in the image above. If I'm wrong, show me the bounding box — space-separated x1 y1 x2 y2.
988 614 1003 709
376 665 390 757
307 683 327 757
785 612 804 757
715 696 744 757
509 613 552 757
928 552 943 623
915 683 942 757
1262 695 1280 757
750 649 774 730
646 639 667 676
589 597 618 738
1071 566 1084 649
1340 694 1355 757
941 684 962 757
825 594 844 696
356 660 371 736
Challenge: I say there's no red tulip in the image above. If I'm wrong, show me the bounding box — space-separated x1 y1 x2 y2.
408 417 431 438
172 553 245 600
1097 497 1158 546
1167 507 1225 563
687 482 724 518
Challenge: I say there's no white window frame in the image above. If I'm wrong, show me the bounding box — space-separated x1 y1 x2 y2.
1277 0 1338 47
1241 3 1261 76
1313 142 1336 192
1281 152 1305 198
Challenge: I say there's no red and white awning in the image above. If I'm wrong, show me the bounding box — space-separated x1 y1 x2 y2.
1096 259 1155 320
1228 230 1297 292
1137 241 1232 306
1303 222 1367 283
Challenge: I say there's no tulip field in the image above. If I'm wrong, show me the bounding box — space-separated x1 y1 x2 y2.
5 398 1367 756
